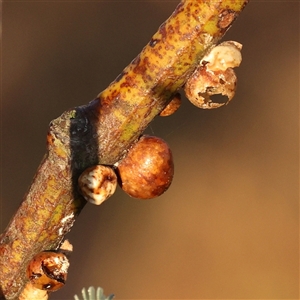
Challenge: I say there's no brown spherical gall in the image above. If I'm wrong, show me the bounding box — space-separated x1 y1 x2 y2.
159 92 181 116
116 135 174 199
26 251 69 292
78 165 117 205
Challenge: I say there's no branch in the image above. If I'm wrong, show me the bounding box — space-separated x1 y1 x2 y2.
0 1 249 299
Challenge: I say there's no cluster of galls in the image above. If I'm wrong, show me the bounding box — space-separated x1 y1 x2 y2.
77 40 242 205
23 40 243 297
78 134 174 203
77 92 182 202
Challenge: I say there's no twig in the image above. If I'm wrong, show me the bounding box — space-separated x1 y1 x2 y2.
0 1 249 299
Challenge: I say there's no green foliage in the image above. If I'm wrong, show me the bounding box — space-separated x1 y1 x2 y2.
74 286 114 300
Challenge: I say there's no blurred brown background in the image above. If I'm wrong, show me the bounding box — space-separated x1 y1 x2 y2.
1 1 299 299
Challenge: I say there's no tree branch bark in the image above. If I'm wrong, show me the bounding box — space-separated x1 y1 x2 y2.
0 1 249 299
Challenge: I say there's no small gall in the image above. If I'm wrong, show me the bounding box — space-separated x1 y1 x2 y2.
78 165 117 205
26 251 69 292
160 92 181 117
184 41 242 109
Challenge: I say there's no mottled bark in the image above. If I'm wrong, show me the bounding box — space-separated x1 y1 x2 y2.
0 1 249 299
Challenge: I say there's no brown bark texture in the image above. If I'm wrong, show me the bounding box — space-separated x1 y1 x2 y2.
0 0 249 299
